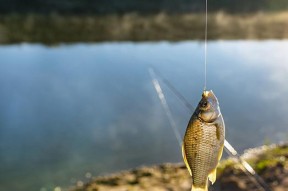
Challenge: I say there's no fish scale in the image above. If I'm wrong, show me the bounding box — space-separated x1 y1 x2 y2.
187 120 217 185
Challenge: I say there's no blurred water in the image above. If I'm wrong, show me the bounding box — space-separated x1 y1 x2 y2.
0 41 288 191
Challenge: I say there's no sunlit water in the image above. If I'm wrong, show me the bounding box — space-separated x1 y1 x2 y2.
0 41 288 191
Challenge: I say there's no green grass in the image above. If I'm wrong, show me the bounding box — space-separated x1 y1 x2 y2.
217 145 288 176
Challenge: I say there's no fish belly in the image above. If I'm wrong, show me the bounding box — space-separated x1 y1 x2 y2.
184 119 222 188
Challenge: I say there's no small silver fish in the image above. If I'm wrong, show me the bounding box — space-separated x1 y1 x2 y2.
182 90 225 191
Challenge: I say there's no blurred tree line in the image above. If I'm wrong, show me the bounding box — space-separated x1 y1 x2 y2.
0 0 288 15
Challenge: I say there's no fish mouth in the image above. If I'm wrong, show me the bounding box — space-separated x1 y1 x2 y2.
202 90 210 98
202 90 218 103
202 90 216 97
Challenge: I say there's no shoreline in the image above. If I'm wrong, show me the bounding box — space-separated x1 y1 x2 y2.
71 142 288 191
0 12 288 44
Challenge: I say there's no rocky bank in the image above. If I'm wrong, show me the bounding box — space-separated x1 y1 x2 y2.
71 143 288 191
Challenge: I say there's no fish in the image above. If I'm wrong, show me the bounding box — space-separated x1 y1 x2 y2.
182 90 225 191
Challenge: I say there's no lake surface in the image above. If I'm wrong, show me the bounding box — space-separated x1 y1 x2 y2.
0 41 288 191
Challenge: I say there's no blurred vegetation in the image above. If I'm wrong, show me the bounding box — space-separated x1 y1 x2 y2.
1 0 288 15
0 0 288 43
0 12 288 44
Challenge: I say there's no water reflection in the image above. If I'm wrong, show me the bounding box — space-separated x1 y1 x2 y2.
0 41 287 191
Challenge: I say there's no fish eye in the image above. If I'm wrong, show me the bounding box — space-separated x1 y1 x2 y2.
201 101 208 107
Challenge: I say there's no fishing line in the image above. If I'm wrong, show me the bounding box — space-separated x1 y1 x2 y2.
204 0 208 91
149 67 272 191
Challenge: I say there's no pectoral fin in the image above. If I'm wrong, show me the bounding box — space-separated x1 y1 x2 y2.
208 168 217 185
182 144 192 176
218 144 224 161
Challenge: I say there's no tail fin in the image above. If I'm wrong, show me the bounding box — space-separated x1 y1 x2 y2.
191 184 208 191
191 185 208 191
